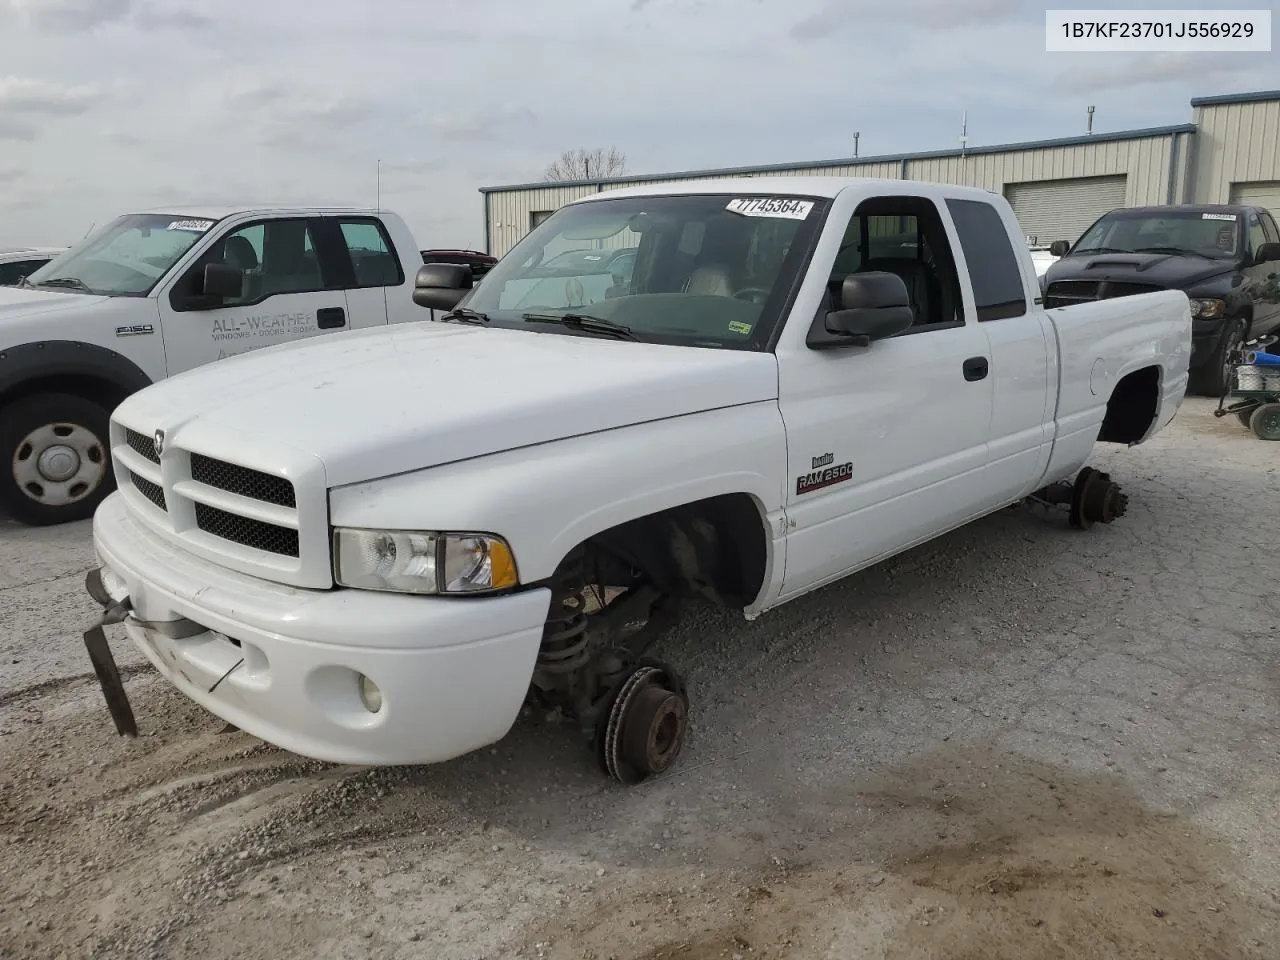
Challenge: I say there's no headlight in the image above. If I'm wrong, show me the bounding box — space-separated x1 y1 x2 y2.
1190 298 1226 319
332 528 518 595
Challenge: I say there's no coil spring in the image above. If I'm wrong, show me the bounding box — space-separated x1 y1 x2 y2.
536 550 590 675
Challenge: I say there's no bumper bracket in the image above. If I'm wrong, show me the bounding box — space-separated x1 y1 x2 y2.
82 567 208 739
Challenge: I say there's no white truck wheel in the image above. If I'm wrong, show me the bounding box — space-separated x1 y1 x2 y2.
0 392 115 526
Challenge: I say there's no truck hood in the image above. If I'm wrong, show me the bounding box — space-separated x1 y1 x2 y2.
1045 252 1234 289
0 285 111 320
115 322 781 488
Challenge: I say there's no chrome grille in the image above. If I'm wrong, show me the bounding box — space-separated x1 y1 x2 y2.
190 453 296 508
1044 279 1164 309
125 428 159 465
128 470 166 511
193 503 299 557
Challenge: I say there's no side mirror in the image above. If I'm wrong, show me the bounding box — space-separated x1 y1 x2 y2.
825 272 914 345
412 263 472 310
1048 240 1071 257
202 262 243 299
1256 241 1280 264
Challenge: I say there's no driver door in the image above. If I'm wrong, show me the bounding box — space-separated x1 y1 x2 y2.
158 217 352 374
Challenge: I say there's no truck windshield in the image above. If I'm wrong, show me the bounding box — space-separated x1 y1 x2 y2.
23 213 217 296
460 193 826 348
1073 209 1241 259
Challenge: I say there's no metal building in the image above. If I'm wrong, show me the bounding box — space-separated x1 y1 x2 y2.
479 88 1280 258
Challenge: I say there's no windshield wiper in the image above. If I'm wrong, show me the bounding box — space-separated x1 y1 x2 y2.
522 312 637 341
35 277 93 292
439 307 491 326
1074 246 1131 255
1134 246 1214 260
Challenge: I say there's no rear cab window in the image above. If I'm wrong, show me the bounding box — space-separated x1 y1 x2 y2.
336 218 404 288
945 199 1029 322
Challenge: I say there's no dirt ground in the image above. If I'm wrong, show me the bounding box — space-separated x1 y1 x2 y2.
2 396 1279 960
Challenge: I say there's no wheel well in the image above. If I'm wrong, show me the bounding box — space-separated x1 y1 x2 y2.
0 374 131 416
1097 366 1160 445
569 493 770 609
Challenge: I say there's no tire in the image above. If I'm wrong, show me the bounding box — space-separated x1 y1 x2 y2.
1190 320 1246 398
1236 407 1255 428
1250 402 1280 441
0 393 115 526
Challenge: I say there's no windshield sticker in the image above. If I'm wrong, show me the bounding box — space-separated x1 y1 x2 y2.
725 198 814 220
727 320 752 335
1201 213 1237 221
166 219 215 232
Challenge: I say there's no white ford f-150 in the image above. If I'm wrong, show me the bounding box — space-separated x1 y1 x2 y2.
81 177 1192 785
0 206 424 526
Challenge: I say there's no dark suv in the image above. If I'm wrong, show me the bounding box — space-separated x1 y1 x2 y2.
1041 204 1280 396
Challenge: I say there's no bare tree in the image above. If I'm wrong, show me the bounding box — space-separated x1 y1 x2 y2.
543 147 627 182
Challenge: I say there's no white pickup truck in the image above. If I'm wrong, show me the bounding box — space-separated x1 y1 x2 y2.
80 177 1192 786
0 205 424 526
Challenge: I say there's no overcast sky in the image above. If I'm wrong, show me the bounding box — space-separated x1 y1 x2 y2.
0 0 1276 250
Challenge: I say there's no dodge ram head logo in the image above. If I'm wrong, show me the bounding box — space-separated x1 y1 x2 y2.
153 429 166 458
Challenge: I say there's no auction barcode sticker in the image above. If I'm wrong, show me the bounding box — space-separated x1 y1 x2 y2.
1046 9 1271 51
726 198 814 220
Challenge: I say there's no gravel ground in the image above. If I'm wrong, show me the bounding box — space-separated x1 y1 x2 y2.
2 396 1279 960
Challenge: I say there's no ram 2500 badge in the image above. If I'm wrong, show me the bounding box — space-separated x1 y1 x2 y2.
79 177 1192 785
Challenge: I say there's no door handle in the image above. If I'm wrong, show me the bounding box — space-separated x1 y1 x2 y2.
962 356 989 382
317 307 346 330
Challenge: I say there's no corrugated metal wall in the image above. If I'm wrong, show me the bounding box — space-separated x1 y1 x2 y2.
483 100 1280 256
905 137 1171 206
1004 175 1129 244
1191 99 1280 204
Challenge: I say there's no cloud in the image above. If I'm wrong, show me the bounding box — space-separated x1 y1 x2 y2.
1053 52 1246 95
790 0 1022 39
423 104 536 143
0 0 1276 252
256 96 383 149
0 76 99 114
0 117 37 140
1 0 210 32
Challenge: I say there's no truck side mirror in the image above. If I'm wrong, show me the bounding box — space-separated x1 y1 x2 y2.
825 272 914 345
412 263 472 310
202 262 243 299
1048 240 1071 257
1256 241 1280 264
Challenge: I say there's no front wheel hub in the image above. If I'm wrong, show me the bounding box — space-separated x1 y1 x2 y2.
595 662 690 785
1069 467 1128 529
37 443 82 482
12 422 107 507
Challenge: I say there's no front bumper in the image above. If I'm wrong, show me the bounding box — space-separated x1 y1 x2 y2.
86 492 551 766
1190 318 1229 367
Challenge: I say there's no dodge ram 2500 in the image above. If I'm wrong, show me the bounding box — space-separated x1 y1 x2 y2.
80 177 1192 785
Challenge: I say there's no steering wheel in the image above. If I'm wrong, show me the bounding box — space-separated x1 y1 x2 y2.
733 287 771 304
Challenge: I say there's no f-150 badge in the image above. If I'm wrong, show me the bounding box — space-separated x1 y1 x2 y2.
796 452 853 495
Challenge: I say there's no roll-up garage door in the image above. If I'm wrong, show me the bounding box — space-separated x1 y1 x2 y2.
1004 175 1128 246
1229 181 1280 217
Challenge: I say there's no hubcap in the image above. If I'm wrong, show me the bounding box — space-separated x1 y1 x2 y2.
12 421 107 507
37 443 81 482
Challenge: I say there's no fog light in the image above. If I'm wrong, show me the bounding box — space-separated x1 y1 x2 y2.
357 674 383 713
